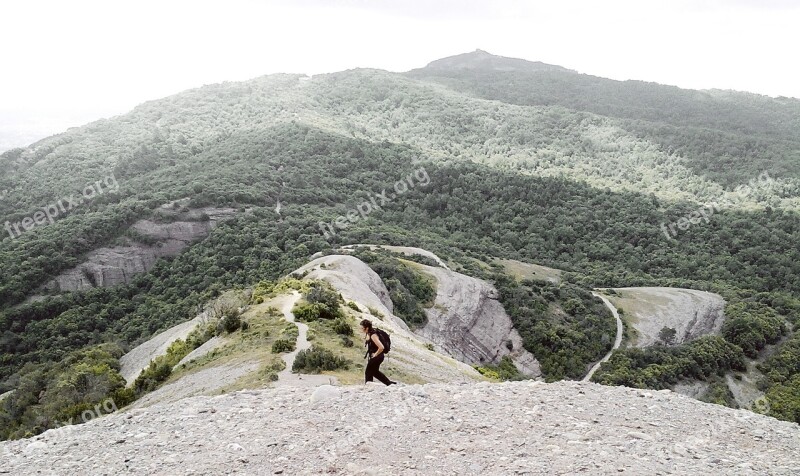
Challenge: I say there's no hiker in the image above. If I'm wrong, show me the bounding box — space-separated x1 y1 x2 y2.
361 319 396 386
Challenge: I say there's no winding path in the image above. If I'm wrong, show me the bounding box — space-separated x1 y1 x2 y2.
276 292 336 387
583 291 623 382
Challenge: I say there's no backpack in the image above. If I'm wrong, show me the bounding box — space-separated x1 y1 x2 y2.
374 328 391 354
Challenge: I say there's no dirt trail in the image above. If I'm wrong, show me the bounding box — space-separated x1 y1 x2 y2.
583 292 623 382
276 292 336 387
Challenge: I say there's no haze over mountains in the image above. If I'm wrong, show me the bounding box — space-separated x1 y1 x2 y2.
1 50 799 446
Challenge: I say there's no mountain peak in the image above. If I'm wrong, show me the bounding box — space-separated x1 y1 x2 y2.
421 50 576 74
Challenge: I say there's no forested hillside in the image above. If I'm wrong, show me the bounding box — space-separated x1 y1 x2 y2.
2 51 799 436
409 50 800 189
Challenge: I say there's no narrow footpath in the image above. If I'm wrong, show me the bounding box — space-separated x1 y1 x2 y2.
583 291 623 382
276 291 337 387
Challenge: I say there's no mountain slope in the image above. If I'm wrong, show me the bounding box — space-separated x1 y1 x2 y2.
3 381 799 475
1 51 800 434
408 50 800 188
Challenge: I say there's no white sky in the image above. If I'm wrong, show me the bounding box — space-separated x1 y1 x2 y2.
1 0 798 150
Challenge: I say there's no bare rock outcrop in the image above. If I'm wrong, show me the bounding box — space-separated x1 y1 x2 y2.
119 311 210 384
606 287 726 347
417 264 541 377
39 207 235 294
297 253 540 377
296 254 396 320
293 255 484 383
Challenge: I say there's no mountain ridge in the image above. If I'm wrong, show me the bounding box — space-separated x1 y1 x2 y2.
2 380 798 474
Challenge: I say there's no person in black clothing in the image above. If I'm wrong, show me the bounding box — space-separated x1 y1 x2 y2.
361 319 395 385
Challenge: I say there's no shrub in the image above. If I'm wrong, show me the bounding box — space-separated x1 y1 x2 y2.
292 346 350 373
216 308 243 334
306 281 342 310
593 336 746 389
293 301 341 321
658 327 677 346
340 336 354 347
332 319 354 336
474 357 525 381
475 366 501 381
272 339 296 353
347 301 361 312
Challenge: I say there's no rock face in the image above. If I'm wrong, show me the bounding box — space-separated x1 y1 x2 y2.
297 253 540 378
296 254 397 322
119 311 210 384
40 207 236 294
607 287 726 347
3 381 798 475
416 263 541 377
294 255 484 383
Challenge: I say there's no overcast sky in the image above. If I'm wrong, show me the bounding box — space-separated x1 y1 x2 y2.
1 0 798 151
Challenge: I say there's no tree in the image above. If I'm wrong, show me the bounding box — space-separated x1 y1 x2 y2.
658 327 677 346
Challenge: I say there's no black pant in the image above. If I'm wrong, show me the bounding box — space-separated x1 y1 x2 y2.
365 354 392 385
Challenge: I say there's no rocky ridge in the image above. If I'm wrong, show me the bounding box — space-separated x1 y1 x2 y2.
2 380 798 475
415 263 541 376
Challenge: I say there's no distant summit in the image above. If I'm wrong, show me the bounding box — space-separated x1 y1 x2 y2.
419 49 576 73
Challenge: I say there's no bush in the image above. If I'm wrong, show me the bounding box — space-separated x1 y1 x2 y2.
346 301 361 311
763 374 800 424
306 281 342 310
332 319 354 336
134 361 172 393
216 308 243 334
292 347 350 373
272 339 296 353
293 302 341 321
340 336 354 347
474 356 525 381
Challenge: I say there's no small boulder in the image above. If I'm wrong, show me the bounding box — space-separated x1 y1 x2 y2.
24 441 47 453
310 385 341 404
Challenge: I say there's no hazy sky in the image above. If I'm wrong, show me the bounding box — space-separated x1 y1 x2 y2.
1 0 798 150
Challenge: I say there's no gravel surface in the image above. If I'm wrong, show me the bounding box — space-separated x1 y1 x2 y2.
3 380 798 475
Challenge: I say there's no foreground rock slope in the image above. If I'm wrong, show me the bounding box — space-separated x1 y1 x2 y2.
2 381 798 475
